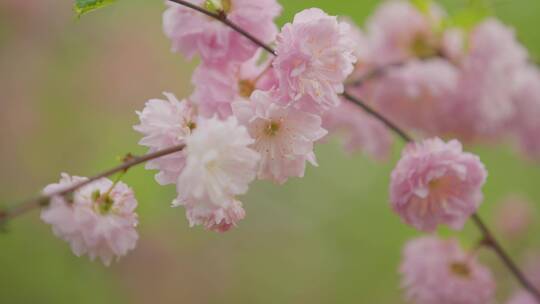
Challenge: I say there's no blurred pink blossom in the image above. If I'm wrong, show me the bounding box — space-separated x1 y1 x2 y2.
390 138 487 232
450 19 528 139
163 0 281 67
366 0 444 65
322 98 393 160
400 236 495 304
507 291 537 304
510 65 540 159
366 58 459 135
494 196 535 238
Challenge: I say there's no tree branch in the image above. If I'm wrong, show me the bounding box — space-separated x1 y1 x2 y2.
0 144 185 224
168 0 277 56
472 214 540 301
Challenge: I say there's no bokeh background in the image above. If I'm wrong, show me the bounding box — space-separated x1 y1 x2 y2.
1 0 540 303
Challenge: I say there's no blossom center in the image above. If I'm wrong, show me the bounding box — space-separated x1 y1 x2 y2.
410 34 437 59
238 79 255 98
187 121 197 131
91 190 115 215
449 261 471 278
428 176 453 195
265 121 281 136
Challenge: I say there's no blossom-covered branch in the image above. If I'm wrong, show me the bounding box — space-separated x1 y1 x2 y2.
0 144 185 224
5 1 540 303
161 1 540 302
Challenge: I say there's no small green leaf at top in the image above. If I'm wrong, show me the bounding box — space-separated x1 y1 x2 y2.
410 0 433 14
443 0 493 32
75 0 116 17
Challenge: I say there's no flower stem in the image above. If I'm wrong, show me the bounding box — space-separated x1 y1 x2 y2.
0 144 185 224
472 214 540 302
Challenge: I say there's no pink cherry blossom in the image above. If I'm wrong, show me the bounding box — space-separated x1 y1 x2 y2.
507 291 537 304
322 98 392 160
494 196 534 238
400 236 495 304
441 28 466 63
191 53 277 119
176 116 260 205
366 0 444 65
451 19 528 138
232 90 327 184
41 173 139 266
273 8 357 113
340 17 370 65
163 0 281 67
510 65 540 159
174 197 246 232
133 92 196 185
364 59 459 135
390 138 487 232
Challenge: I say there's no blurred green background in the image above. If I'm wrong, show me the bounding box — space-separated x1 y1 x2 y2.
1 0 540 303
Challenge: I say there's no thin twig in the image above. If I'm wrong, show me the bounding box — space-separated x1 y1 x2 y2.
341 91 413 142
168 0 277 56
346 61 405 87
472 214 540 302
0 144 185 223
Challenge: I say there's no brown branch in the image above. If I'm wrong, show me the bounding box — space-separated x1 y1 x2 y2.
0 144 185 224
472 214 540 302
341 91 413 142
346 61 405 87
168 0 277 56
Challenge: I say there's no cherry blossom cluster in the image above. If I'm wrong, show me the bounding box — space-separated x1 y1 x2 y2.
136 2 358 233
338 0 540 160
30 1 540 302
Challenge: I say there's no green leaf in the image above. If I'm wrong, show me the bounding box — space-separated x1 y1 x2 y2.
410 0 433 14
74 0 116 17
443 0 493 31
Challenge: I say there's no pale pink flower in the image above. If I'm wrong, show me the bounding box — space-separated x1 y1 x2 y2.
366 0 444 65
174 197 246 232
232 90 327 184
191 53 277 119
41 173 139 266
441 28 466 63
322 98 392 160
452 19 528 138
340 17 370 65
400 236 495 304
507 291 537 304
163 0 281 66
494 196 534 238
176 116 260 205
133 92 196 185
390 138 487 232
365 59 459 135
510 65 540 159
273 8 357 112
